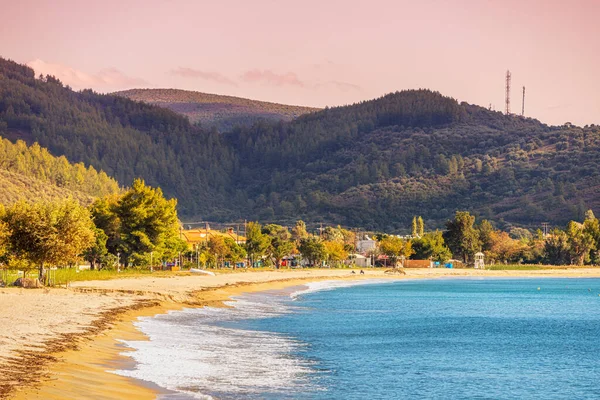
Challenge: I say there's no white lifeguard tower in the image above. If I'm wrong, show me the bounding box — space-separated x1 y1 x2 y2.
474 252 485 269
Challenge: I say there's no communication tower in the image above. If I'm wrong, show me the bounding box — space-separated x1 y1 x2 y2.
522 86 525 116
505 70 511 115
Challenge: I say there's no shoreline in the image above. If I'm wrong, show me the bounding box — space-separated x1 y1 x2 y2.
4 267 600 399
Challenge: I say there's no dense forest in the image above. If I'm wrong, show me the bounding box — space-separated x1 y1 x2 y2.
1 56 599 232
115 88 319 132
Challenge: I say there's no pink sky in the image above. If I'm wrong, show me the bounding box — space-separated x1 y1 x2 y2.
1 0 598 126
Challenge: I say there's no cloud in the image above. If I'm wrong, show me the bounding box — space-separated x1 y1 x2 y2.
240 69 305 87
27 59 146 90
316 80 363 92
170 67 237 86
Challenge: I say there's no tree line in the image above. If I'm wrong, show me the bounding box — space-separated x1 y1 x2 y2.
0 179 186 282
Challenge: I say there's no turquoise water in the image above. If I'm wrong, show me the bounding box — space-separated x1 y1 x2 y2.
118 278 600 399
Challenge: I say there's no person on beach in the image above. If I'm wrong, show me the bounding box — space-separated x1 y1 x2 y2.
360 270 365 275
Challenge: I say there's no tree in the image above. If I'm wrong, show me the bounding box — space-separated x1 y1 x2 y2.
3 199 95 280
0 204 9 262
324 241 348 267
412 230 451 262
299 237 326 267
478 219 495 252
379 236 413 267
224 237 247 266
262 224 294 269
291 220 308 242
207 235 227 267
89 194 121 255
485 231 526 264
544 229 570 265
417 216 424 238
583 217 600 264
565 221 594 265
83 227 108 270
411 216 418 238
114 179 181 266
245 221 270 266
585 209 596 221
445 211 481 263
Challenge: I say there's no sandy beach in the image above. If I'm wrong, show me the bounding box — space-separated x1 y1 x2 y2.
2 267 600 399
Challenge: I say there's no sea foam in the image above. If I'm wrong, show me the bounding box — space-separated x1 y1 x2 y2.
290 279 391 300
113 292 317 399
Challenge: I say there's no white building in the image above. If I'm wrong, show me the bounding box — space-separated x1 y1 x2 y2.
356 239 377 254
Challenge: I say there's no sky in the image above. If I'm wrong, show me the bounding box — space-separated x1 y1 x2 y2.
1 0 598 126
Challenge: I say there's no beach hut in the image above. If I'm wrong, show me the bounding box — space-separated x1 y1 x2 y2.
474 252 485 269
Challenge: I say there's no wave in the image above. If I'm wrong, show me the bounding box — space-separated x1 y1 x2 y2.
113 293 319 399
290 279 392 300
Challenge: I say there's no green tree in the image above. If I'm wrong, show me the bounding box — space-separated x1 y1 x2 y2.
291 220 308 242
444 211 481 263
83 226 108 270
90 194 121 255
224 237 247 266
207 235 227 267
245 221 270 267
417 216 424 238
114 179 181 267
412 230 451 262
544 229 570 265
411 216 418 238
478 219 495 252
262 224 294 269
299 237 326 267
0 204 9 262
566 221 594 265
3 199 95 280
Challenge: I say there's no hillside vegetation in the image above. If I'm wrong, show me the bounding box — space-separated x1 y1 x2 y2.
0 137 120 205
114 88 319 131
1 56 599 232
0 169 93 205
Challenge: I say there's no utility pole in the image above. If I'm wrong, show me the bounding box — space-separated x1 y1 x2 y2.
505 70 511 115
522 86 525 116
542 222 549 237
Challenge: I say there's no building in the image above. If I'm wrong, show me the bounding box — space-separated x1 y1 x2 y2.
356 239 377 254
180 228 246 248
474 252 485 269
347 253 372 268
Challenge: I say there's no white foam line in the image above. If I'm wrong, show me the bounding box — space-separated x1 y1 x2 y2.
290 279 392 300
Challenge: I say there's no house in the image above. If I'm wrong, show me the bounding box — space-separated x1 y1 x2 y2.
180 228 247 248
356 238 377 254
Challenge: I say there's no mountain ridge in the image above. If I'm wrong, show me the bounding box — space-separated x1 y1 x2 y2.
1 56 598 232
113 88 320 131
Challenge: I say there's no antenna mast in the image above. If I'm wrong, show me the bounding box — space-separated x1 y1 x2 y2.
521 86 525 116
505 70 511 115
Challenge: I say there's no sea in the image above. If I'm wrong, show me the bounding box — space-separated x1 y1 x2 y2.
115 278 600 399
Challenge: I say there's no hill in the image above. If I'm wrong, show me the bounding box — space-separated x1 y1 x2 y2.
113 88 320 131
0 137 120 205
1 56 599 232
0 168 93 204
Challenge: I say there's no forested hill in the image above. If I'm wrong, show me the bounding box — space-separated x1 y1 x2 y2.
0 137 120 204
1 56 599 232
114 88 319 131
